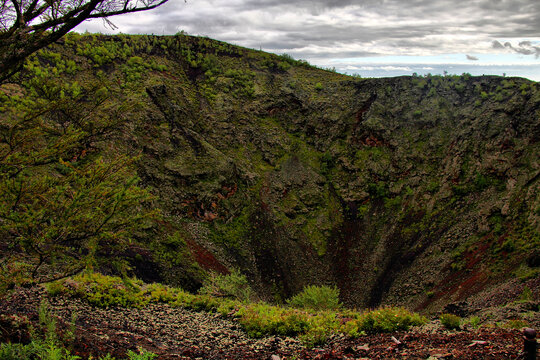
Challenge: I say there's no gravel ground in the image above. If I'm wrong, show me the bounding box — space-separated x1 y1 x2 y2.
0 286 535 359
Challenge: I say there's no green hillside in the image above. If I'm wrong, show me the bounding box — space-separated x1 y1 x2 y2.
1 33 539 315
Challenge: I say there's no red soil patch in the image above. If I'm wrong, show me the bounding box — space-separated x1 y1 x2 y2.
186 239 229 274
418 237 495 309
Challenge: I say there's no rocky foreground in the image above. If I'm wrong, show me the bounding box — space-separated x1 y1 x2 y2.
1 286 535 359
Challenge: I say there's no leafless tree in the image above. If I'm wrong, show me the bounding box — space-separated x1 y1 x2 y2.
0 0 172 81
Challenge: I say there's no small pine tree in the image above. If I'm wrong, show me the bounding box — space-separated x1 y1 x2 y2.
0 68 157 287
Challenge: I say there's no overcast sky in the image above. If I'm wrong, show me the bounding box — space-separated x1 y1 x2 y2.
77 0 540 80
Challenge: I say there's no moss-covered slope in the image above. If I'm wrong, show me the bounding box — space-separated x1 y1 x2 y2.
3 33 539 312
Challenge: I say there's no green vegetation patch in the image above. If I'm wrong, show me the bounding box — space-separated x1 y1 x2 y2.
198 269 254 302
238 303 310 337
343 307 427 336
0 299 158 360
440 313 461 330
47 273 427 347
287 285 341 311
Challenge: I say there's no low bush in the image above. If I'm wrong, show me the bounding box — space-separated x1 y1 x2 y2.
465 316 481 329
198 270 253 302
518 286 533 302
127 348 158 360
0 342 156 360
47 271 187 309
299 311 341 348
48 272 149 308
440 313 461 330
499 319 529 329
287 285 341 311
344 307 427 336
0 343 42 360
238 303 309 337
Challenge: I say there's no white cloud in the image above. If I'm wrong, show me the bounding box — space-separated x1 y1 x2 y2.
75 0 540 79
379 66 413 71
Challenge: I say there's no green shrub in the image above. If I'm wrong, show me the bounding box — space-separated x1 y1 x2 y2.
6 283 157 359
47 271 182 309
198 270 253 302
384 196 402 209
519 286 533 302
440 313 461 330
427 180 440 193
452 184 471 197
0 343 35 360
299 311 340 348
314 82 323 91
0 300 82 360
46 273 429 347
367 182 389 199
127 348 157 360
454 83 465 93
474 172 490 191
48 271 241 315
51 272 149 308
499 319 529 329
415 79 427 89
237 303 309 337
277 62 291 71
0 341 156 360
514 265 540 281
345 307 427 335
466 316 481 329
287 285 341 311
279 53 296 65
0 342 80 360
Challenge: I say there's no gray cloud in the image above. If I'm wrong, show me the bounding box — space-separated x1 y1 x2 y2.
492 40 505 49
466 55 479 61
76 0 540 67
492 40 540 58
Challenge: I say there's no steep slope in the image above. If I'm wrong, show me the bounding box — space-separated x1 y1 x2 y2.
3 33 539 312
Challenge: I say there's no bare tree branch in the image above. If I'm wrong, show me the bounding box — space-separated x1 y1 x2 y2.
22 0 41 22
0 0 172 81
9 0 22 28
